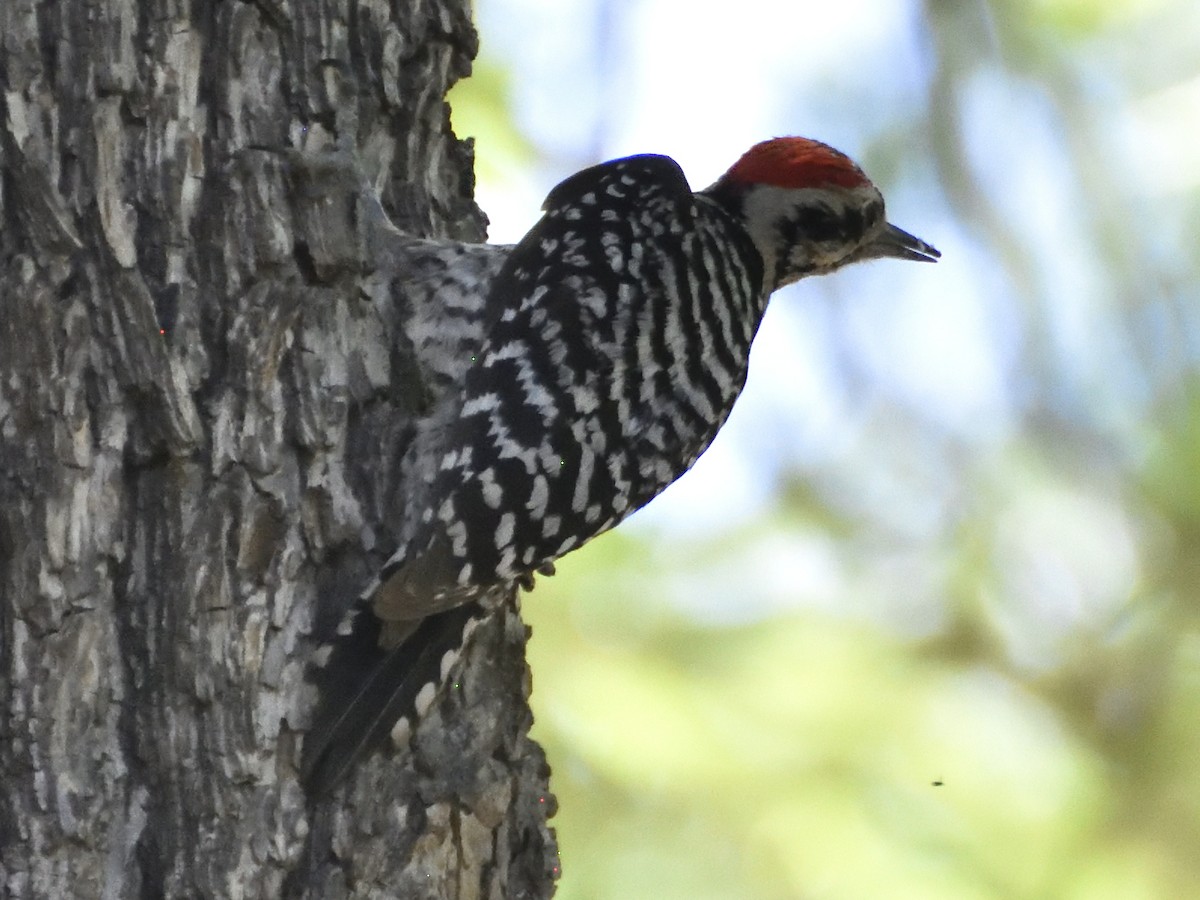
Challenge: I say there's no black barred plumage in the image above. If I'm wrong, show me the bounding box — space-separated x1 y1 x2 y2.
303 137 941 793
392 237 512 399
400 155 766 593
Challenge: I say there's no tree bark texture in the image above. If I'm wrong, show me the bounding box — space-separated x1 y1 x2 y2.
0 1 558 897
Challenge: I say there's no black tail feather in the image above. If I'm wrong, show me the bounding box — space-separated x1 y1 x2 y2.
302 601 487 795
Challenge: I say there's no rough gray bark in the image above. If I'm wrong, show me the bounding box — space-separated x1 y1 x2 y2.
0 2 558 897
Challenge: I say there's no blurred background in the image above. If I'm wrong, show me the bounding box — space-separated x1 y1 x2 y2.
448 0 1200 896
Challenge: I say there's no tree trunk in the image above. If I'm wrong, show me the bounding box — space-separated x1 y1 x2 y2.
0 2 558 897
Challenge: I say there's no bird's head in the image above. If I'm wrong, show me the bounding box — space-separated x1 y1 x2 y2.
704 136 940 291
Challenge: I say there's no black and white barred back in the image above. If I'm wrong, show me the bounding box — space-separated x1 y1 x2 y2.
396 155 764 601
303 138 940 792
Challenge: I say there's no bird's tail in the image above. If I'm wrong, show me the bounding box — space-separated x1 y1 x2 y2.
301 600 487 795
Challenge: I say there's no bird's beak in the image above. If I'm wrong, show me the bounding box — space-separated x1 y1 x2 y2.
865 223 941 263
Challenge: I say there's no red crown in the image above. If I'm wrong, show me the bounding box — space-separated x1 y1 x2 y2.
723 137 869 191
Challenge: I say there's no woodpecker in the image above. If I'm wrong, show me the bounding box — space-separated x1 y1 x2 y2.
302 136 940 792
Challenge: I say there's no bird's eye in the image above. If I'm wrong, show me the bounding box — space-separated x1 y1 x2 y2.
864 199 884 228
797 206 842 243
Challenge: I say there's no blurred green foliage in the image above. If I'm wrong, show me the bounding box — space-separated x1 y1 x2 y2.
525 506 1200 897
447 60 537 193
455 0 1200 895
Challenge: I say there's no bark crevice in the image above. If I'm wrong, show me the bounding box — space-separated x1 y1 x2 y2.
0 2 558 897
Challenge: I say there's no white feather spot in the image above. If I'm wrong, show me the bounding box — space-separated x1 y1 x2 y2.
358 576 382 601
446 519 469 557
414 681 437 717
440 647 460 682
480 468 503 509
572 449 595 512
461 392 500 416
527 474 549 519
390 716 412 747
495 511 515 549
